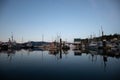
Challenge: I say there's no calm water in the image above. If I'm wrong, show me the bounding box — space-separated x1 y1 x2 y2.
0 49 120 80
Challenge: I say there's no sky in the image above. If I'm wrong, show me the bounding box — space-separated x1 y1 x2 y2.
0 0 120 42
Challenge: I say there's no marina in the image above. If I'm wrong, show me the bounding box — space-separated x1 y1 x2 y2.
0 34 120 80
0 0 120 80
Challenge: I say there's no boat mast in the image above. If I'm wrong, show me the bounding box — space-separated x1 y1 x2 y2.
11 32 13 42
101 26 104 37
21 37 23 43
42 34 44 42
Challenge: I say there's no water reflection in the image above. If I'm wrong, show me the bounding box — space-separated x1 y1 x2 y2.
72 49 120 72
74 50 82 56
0 48 120 64
48 49 69 60
0 49 120 80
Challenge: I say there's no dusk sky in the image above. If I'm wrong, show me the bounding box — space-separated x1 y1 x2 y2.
0 0 120 42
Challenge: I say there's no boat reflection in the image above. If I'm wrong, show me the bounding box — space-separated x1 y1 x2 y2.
0 48 120 60
48 49 69 59
73 48 120 71
74 49 82 56
0 48 120 64
73 48 120 58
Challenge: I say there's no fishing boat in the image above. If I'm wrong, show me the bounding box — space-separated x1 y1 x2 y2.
88 41 98 50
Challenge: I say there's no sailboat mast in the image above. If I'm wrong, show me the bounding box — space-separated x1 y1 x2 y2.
11 32 13 42
42 34 44 42
101 26 104 37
